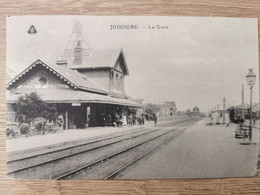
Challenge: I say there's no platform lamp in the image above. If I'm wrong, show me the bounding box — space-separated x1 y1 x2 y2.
246 68 256 142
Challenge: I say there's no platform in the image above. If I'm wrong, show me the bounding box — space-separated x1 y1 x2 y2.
6 120 167 154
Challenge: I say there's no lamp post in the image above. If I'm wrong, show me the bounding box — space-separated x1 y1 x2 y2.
246 69 256 142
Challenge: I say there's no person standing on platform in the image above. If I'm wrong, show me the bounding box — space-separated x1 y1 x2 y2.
115 113 119 127
128 114 133 127
154 113 157 125
133 115 136 126
123 114 127 126
141 114 145 125
57 114 64 132
253 115 256 126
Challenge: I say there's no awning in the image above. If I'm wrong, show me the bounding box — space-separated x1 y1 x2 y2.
6 89 142 108
211 110 229 113
233 104 250 109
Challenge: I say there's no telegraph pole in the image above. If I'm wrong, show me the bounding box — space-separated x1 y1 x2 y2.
242 84 244 105
222 97 227 124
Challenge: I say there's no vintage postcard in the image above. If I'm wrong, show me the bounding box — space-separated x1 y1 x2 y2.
6 16 259 179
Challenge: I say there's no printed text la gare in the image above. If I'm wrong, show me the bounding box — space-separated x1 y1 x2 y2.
148 25 168 30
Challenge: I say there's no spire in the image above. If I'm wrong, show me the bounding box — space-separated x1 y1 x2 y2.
74 41 82 65
57 20 92 67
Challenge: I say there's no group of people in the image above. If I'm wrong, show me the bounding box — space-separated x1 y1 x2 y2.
113 113 146 127
56 112 157 130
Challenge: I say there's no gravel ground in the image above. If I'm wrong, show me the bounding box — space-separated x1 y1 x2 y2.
119 118 259 179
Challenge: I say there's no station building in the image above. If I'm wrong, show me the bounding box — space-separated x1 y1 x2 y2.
6 30 141 129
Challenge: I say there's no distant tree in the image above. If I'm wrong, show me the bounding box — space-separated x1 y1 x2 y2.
145 103 160 114
144 103 160 120
177 111 186 116
126 107 137 115
186 109 192 116
16 92 57 123
199 113 206 117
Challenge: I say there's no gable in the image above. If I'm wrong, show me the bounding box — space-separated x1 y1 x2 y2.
113 50 129 76
7 60 79 90
114 60 123 74
16 69 70 90
71 49 130 76
7 59 108 94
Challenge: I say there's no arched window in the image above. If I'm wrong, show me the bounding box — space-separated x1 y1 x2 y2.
39 77 47 86
120 76 123 91
37 76 47 88
110 72 114 89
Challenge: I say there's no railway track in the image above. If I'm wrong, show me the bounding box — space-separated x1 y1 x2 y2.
7 126 146 163
57 118 198 180
7 118 199 179
7 127 155 174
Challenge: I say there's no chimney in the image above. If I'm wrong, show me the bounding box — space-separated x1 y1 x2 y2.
74 41 82 65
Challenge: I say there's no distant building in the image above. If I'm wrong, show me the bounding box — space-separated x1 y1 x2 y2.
229 104 249 120
159 101 177 116
192 106 200 116
252 103 260 118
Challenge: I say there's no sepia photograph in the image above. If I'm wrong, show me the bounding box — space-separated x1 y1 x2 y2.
6 15 260 180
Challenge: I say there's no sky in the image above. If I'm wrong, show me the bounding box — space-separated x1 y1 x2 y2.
6 16 259 112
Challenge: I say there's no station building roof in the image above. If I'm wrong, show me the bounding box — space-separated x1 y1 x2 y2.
6 59 141 108
6 89 142 107
6 59 108 94
63 49 130 76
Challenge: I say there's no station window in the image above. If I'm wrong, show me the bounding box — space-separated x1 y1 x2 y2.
119 76 123 90
38 77 47 86
116 74 119 89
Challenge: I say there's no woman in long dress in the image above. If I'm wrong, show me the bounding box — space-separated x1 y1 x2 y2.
122 115 127 126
